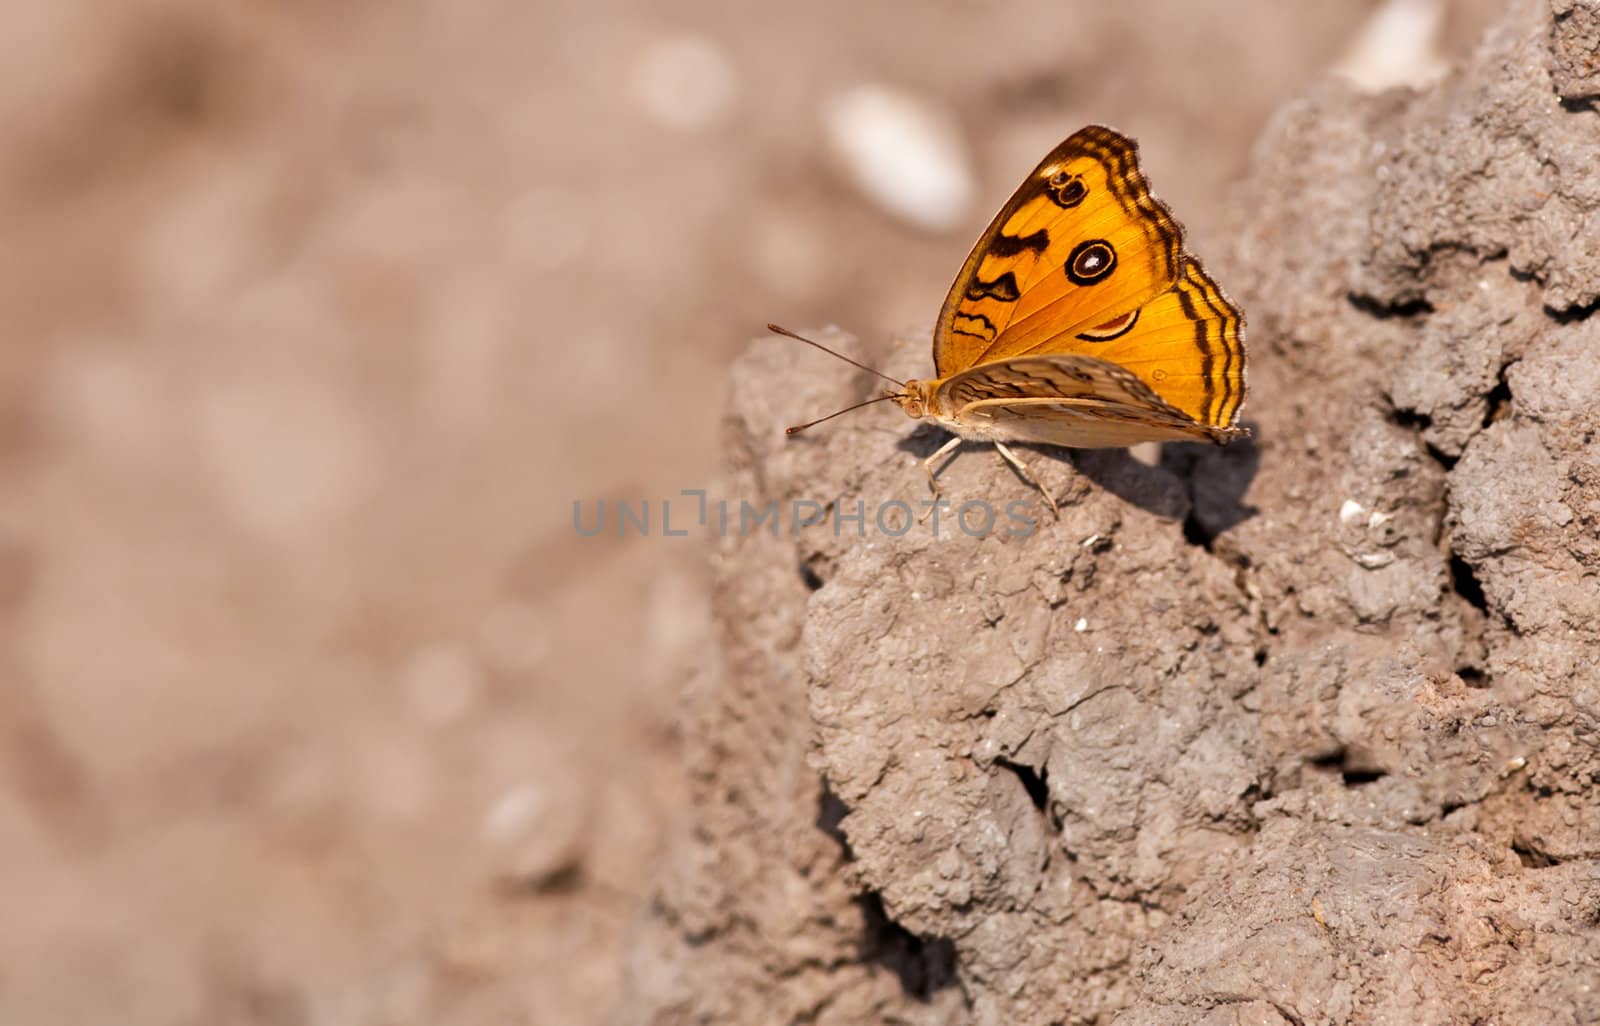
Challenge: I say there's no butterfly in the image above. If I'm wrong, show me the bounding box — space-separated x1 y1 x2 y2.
774 125 1247 513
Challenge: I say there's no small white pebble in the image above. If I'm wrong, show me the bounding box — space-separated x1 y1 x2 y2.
1368 509 1395 530
1333 0 1448 92
1339 499 1367 526
486 784 544 841
1081 533 1100 548
824 84 973 232
1128 441 1161 466
482 778 591 886
1074 618 1088 632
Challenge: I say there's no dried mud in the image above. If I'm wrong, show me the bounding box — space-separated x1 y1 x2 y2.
623 2 1600 1023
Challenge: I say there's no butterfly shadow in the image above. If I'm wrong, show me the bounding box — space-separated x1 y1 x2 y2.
1157 422 1262 540
893 423 1261 539
1070 421 1261 537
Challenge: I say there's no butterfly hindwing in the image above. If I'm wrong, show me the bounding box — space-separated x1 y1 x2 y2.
932 125 1184 378
1066 257 1247 430
933 351 1241 448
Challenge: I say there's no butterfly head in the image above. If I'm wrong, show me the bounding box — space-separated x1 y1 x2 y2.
893 380 936 420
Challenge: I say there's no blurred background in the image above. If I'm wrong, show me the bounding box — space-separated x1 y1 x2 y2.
0 1 1502 1023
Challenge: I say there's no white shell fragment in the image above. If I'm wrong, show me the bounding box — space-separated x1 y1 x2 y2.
1334 0 1449 92
824 84 975 232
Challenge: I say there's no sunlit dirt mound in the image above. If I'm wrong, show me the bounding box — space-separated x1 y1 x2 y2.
623 2 1600 1022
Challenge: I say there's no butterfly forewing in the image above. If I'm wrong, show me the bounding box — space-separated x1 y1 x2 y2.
928 124 1247 442
932 126 1184 378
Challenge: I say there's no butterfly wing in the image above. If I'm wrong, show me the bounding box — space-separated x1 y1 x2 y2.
933 125 1184 378
932 125 1246 438
934 349 1243 448
1074 256 1247 431
932 260 1248 447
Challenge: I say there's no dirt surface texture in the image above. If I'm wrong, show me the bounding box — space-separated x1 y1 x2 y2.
0 0 1570 1024
622 2 1600 1023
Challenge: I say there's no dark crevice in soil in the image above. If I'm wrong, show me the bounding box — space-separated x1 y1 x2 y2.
1482 375 1513 427
1270 1000 1308 1026
1348 292 1435 320
1309 747 1389 787
1425 441 1458 470
817 779 852 857
1512 839 1563 869
854 891 960 1001
1387 395 1503 686
518 861 584 896
1388 406 1462 470
996 757 1049 814
1449 553 1490 616
1390 407 1430 431
799 551 831 592
1543 289 1600 323
1237 782 1270 830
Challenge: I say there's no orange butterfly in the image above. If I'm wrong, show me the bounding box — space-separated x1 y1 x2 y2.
776 125 1247 512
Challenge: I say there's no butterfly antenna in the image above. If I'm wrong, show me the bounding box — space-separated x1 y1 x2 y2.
785 393 901 435
767 323 906 388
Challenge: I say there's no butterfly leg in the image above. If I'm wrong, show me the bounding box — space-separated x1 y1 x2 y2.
916 435 964 520
993 441 1059 520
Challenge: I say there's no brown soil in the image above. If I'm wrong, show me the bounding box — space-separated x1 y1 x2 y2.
0 2 1560 1025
